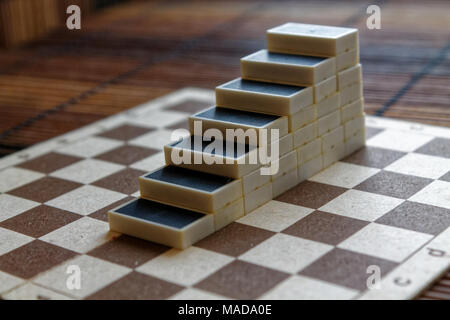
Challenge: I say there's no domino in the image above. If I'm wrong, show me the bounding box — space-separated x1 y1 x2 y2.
298 154 323 182
216 78 313 116
316 92 340 118
313 75 337 103
344 114 365 140
323 143 345 168
214 197 245 231
340 81 363 106
318 109 341 136
336 48 359 72
289 104 317 132
341 98 364 123
242 167 271 195
321 125 344 152
139 166 242 213
108 198 214 249
345 127 366 156
269 149 297 180
244 182 273 214
164 135 260 178
297 137 321 165
272 167 299 198
293 121 318 148
337 63 362 90
276 132 294 156
267 22 358 57
189 106 289 145
240 49 336 86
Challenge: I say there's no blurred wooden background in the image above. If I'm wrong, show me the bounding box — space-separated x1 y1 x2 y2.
0 0 449 299
0 0 449 157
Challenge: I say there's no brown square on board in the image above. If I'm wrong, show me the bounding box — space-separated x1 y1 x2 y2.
195 260 289 299
87 271 182 300
414 137 450 158
0 240 77 279
166 99 211 113
7 177 82 203
17 152 82 174
89 196 135 222
365 127 384 139
95 145 158 165
92 168 146 195
376 201 450 235
276 181 347 209
166 119 190 131
299 248 397 291
97 124 154 141
195 222 274 257
355 171 433 199
282 211 369 246
87 235 169 268
439 171 450 182
0 205 81 238
342 146 406 169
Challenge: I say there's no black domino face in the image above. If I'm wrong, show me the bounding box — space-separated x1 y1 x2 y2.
170 135 256 158
145 166 234 192
115 198 205 229
246 50 327 66
195 106 280 127
220 78 305 96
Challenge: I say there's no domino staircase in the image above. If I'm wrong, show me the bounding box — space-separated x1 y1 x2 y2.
108 23 366 249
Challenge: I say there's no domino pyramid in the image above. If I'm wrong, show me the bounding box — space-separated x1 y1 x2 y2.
108 23 366 249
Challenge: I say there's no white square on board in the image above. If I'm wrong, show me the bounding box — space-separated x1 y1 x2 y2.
338 223 433 262
0 167 44 192
34 255 131 299
130 152 165 172
310 162 379 188
409 180 450 210
385 153 450 179
129 129 180 150
260 275 358 300
132 110 190 128
319 189 404 221
45 185 127 215
137 247 233 286
0 194 39 222
40 217 117 254
366 129 433 153
50 159 124 184
57 136 123 158
0 227 33 256
237 200 313 232
239 233 333 274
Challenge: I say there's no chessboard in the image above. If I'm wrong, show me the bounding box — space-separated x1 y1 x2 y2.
0 88 449 300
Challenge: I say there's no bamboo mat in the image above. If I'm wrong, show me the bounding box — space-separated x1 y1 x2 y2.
0 0 449 299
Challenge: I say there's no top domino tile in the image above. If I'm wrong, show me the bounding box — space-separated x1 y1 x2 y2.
267 23 358 57
241 49 335 86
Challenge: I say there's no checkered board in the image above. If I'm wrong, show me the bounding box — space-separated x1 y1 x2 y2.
0 88 449 300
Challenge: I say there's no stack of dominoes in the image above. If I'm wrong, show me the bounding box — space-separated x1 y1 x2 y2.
108 23 366 249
